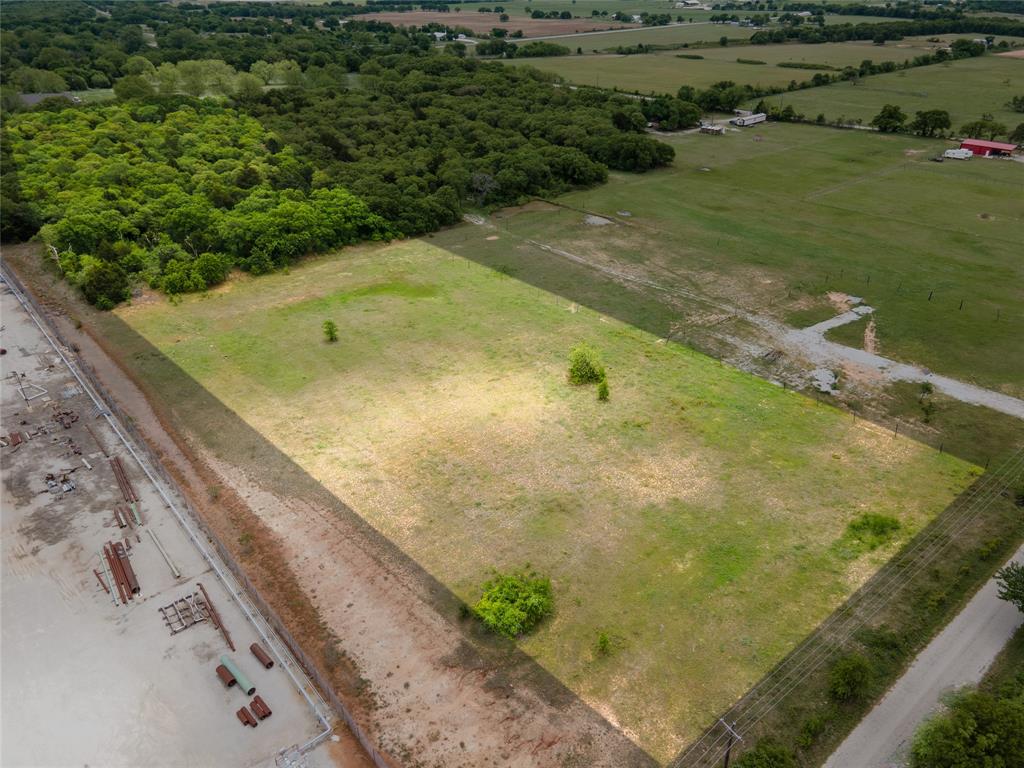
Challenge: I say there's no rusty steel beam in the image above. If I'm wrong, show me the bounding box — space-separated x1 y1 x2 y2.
250 643 274 669
93 568 110 594
198 582 234 652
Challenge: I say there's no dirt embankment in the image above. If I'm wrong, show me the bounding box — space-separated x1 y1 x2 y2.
3 244 652 768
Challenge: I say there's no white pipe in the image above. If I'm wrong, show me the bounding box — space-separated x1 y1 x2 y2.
147 528 181 579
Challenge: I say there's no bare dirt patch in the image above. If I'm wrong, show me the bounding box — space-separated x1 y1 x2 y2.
996 49 1024 58
827 291 854 313
863 318 878 355
360 10 636 38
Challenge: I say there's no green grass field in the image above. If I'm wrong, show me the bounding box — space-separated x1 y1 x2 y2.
516 21 755 50
505 38 948 91
119 239 976 761
758 54 1024 127
460 124 1024 406
491 122 1019 399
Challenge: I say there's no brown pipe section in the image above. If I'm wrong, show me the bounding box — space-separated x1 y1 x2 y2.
93 569 110 594
113 541 139 594
249 643 274 669
236 707 258 727
216 665 237 687
250 696 272 719
104 544 129 605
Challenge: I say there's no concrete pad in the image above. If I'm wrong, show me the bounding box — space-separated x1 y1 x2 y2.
1 278 333 768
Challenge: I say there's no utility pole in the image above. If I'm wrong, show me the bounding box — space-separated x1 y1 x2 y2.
719 719 742 768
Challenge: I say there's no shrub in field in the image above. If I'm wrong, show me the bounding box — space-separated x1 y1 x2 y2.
828 653 872 702
568 343 605 385
595 631 612 657
323 319 339 343
846 513 900 550
474 571 553 637
597 380 609 401
733 740 797 768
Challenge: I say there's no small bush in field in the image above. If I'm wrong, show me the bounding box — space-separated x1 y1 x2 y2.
568 343 605 385
473 571 553 637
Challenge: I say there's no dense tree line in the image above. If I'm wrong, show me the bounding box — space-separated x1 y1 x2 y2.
5 100 389 305
0 1 428 94
244 56 673 236
749 15 1024 45
3 49 675 307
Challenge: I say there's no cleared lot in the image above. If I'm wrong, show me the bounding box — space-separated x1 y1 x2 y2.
0 276 333 768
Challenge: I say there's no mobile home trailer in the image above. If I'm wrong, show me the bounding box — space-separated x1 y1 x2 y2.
730 113 766 127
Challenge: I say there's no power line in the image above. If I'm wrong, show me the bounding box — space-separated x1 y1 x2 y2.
674 447 1024 767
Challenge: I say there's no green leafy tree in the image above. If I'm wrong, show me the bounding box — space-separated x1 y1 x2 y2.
870 104 907 133
323 319 339 342
995 562 1024 612
78 257 130 309
961 118 1008 140
829 654 872 702
733 741 797 768
911 691 1024 767
473 571 553 637
908 109 951 137
113 75 155 102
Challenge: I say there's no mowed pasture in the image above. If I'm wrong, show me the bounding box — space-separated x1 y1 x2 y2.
466 123 1024 401
506 38 948 91
120 240 976 761
759 53 1024 127
521 21 756 51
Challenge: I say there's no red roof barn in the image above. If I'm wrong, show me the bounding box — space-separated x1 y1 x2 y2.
959 138 1017 156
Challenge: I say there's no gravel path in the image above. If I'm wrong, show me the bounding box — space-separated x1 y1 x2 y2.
824 545 1024 768
777 309 1024 420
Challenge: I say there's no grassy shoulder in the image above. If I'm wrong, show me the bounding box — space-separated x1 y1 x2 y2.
113 238 975 761
980 623 1024 697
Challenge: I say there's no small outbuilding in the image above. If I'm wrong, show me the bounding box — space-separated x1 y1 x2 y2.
960 139 1017 157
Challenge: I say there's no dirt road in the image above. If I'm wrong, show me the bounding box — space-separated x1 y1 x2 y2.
824 545 1024 768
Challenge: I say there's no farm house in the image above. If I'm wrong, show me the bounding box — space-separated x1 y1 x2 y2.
959 138 1017 157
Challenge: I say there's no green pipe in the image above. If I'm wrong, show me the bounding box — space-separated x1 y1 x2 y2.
130 502 142 526
220 655 255 695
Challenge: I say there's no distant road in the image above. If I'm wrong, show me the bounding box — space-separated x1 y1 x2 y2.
825 545 1024 768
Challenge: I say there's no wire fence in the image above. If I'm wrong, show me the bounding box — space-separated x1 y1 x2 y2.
670 445 1024 768
1 263 395 768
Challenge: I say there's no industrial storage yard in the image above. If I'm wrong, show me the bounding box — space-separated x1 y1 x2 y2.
0 276 338 768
